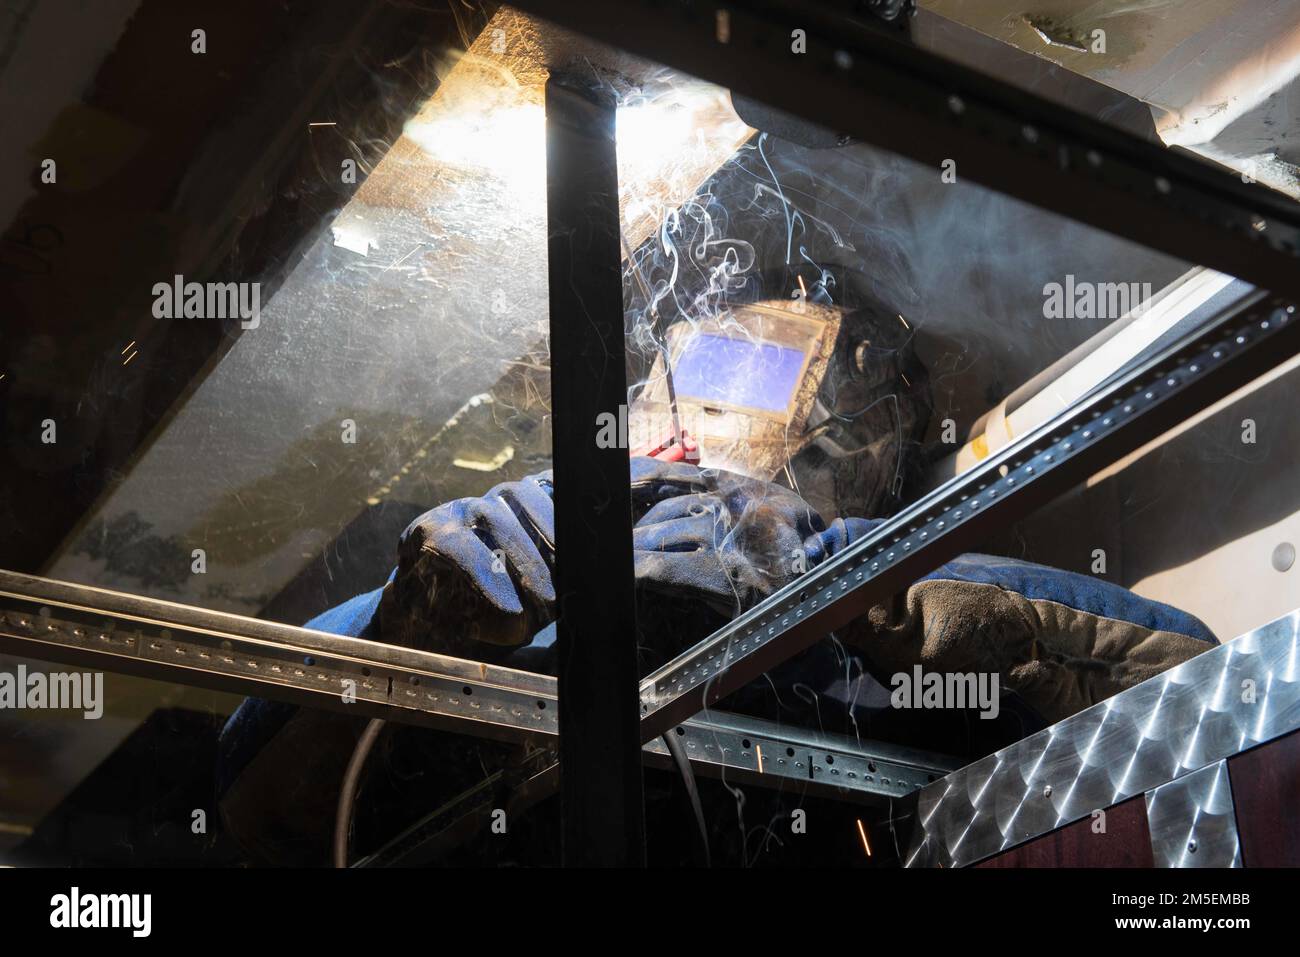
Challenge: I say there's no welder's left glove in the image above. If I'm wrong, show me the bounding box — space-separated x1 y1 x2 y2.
807 518 1219 724
631 467 827 616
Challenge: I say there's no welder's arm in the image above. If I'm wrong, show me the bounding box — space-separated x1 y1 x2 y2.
811 518 1218 724
381 459 1218 723
627 499 1217 723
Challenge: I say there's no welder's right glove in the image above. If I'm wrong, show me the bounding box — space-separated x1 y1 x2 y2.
810 518 1219 724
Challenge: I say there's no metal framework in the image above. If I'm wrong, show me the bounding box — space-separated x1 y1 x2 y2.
0 569 956 802
3 282 1292 862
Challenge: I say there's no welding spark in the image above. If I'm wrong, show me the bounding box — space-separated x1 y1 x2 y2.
856 819 872 857
122 350 138 366
120 340 136 355
308 121 337 128
715 9 731 44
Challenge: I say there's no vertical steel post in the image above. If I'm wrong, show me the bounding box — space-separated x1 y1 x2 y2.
544 74 646 866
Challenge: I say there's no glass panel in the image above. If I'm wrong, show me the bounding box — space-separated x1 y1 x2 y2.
1 2 1294 868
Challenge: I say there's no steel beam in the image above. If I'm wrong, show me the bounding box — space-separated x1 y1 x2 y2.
0 569 558 743
545 74 646 866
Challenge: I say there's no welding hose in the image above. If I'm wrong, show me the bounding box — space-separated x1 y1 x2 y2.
662 729 712 867
336 718 711 867
333 718 386 868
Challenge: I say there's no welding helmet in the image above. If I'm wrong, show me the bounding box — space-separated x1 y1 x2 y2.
627 267 931 518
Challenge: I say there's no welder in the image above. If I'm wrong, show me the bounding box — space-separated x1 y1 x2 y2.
216 271 1217 865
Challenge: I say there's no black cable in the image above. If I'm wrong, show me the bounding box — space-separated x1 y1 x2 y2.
333 718 386 868
662 729 711 867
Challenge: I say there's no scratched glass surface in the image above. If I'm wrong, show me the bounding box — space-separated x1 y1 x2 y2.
40 56 1200 624
4 3 1298 868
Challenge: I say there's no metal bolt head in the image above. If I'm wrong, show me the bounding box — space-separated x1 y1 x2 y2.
1187 839 1198 853
1042 784 1053 798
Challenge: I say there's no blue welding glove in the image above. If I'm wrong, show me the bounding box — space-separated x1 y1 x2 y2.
379 470 559 653
803 517 1219 724
631 468 827 616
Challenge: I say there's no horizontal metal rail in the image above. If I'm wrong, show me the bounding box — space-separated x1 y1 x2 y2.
0 569 954 801
352 706 957 866
644 710 956 799
0 571 557 742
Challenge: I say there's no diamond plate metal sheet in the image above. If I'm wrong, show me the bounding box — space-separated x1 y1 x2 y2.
1145 760 1241 868
906 610 1300 868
